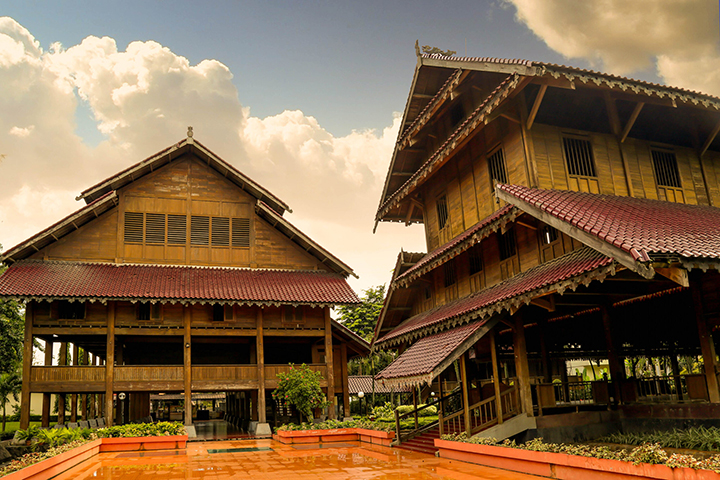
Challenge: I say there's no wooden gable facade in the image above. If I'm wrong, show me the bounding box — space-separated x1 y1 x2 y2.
0 133 367 431
373 51 720 444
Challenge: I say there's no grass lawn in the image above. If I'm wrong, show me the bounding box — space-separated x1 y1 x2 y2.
1 421 41 433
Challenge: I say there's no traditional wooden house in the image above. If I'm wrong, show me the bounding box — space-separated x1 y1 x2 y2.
373 47 720 447
0 130 368 434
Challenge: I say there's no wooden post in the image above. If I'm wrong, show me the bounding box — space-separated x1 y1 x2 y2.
105 302 115 427
41 339 53 428
692 282 720 402
460 353 472 435
438 373 444 435
669 345 684 401
58 342 67 425
19 302 33 430
183 306 192 426
115 343 123 425
601 304 624 404
538 318 552 384
412 387 419 429
324 308 336 419
490 329 504 424
71 344 78 422
513 313 534 417
256 309 266 423
340 343 349 418
82 350 89 420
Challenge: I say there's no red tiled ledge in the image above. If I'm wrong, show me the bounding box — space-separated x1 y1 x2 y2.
435 439 719 480
4 435 188 480
274 428 395 447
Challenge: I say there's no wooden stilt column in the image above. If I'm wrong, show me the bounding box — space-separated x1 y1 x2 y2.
105 303 115 427
692 282 720 403
601 304 625 404
324 308 336 419
538 318 552 384
438 373 445 435
513 313 534 417
460 353 472 435
183 306 192 426
19 303 34 430
490 329 504 424
58 342 67 425
71 344 78 422
115 344 123 425
256 309 266 423
82 350 89 420
340 343 349 418
41 339 53 428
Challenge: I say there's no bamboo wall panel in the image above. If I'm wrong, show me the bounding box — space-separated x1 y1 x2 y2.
676 149 699 204
686 150 709 205
114 365 183 382
505 123 527 186
621 141 647 198
532 125 554 190
253 218 324 271
591 135 615 195
706 151 720 206
31 366 105 383
447 167 465 237
604 138 629 196
33 210 118 262
458 155 479 229
192 365 257 382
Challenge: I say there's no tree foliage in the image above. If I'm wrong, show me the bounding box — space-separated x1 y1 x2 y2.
0 262 24 376
336 285 385 342
422 45 456 56
272 363 328 422
0 371 21 432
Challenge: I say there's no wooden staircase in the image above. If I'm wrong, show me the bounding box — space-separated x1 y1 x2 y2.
395 423 465 455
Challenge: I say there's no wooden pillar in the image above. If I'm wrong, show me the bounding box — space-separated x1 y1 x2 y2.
460 353 472 435
115 344 123 425
71 344 79 422
601 304 624 404
58 342 67 425
490 329 504 424
438 372 445 435
82 350 89 420
412 387 419 429
105 302 115 427
183 306 192 426
538 318 552 384
692 282 720 402
340 343 349 418
256 309 266 423
19 302 34 430
513 313 534 417
41 339 53 428
669 345 684 401
324 308 336 419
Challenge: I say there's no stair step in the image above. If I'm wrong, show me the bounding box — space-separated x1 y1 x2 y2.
396 444 438 455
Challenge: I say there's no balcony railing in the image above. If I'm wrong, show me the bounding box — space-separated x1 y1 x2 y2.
114 366 183 382
30 366 105 383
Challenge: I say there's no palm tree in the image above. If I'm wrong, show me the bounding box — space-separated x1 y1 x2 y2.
0 371 22 432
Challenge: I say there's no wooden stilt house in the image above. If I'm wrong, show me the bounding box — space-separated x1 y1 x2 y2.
0 131 368 432
373 47 720 447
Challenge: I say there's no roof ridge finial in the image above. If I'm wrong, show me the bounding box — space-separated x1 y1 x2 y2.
187 126 194 144
415 40 420 57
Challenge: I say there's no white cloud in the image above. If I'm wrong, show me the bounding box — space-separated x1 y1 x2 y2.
506 0 720 95
0 17 423 292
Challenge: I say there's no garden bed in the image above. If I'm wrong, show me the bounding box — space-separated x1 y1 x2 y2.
435 439 720 480
274 428 395 446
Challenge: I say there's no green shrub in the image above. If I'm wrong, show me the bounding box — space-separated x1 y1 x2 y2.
276 418 394 433
600 426 720 452
271 364 329 422
96 421 185 438
394 404 437 417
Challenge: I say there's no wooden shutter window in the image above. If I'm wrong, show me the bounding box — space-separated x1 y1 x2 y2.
563 137 597 177
232 218 251 248
58 300 85 320
540 226 559 245
443 261 457 287
487 148 508 185
651 149 681 188
436 195 449 230
499 229 517 260
469 245 484 276
191 216 210 246
124 212 144 243
137 303 151 320
167 214 187 245
224 304 233 320
145 213 166 244
211 216 230 246
212 304 224 321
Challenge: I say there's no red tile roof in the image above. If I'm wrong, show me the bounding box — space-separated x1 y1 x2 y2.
394 205 517 286
376 246 613 347
348 375 411 394
0 261 360 306
498 185 720 262
376 320 490 386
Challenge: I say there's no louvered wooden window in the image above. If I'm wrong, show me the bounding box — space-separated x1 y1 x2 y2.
58 301 85 320
211 217 230 246
283 305 304 323
487 147 508 185
651 149 681 188
212 304 224 322
232 218 251 248
540 226 559 245
563 137 597 177
137 303 151 320
191 216 210 246
444 261 457 287
436 195 449 230
124 212 144 243
167 214 187 245
469 244 484 275
424 286 432 300
145 213 166 244
499 229 517 261
224 305 233 320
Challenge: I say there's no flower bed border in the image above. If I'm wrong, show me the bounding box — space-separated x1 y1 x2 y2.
274 428 395 447
434 439 720 480
3 435 188 480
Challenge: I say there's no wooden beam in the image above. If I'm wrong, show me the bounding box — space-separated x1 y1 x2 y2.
404 203 415 226
601 304 624 404
41 339 52 428
530 295 555 312
490 329 503 424
71 344 78 422
526 84 547 131
692 281 720 403
340 343 349 418
620 102 644 143
700 118 720 157
81 349 89 420
58 342 67 425
460 353 472 435
324 308 336 419
20 302 33 430
183 306 192 427
256 309 266 423
105 303 115 427
654 267 689 287
512 313 533 417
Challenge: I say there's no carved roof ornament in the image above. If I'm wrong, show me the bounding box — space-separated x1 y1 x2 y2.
187 126 194 144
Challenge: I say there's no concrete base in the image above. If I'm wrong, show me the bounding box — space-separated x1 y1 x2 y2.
343 417 354 422
184 426 197 438
475 414 537 441
248 421 258 434
255 423 272 436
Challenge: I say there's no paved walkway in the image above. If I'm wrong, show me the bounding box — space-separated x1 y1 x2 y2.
54 438 544 479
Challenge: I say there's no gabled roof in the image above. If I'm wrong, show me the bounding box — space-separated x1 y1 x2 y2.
497 184 720 278
1 192 118 263
330 320 371 357
0 260 360 307
375 246 615 348
255 201 356 279
348 375 412 394
78 136 290 215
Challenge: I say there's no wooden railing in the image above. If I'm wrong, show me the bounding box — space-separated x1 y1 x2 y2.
264 364 327 379
30 366 105 383
440 387 520 436
395 391 449 443
114 366 183 382
635 374 708 402
192 365 258 382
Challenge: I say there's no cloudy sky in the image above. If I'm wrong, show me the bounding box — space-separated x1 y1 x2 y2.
1 1 718 295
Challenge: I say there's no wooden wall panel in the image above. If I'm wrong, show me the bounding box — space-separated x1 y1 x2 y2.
505 124 527 186
705 151 720 206
458 156 479 229
253 218 324 271
677 149 701 205
531 127 554 190
621 141 647 198
447 169 465 237
605 138 629 196
516 226 538 273
592 135 615 195
39 210 118 263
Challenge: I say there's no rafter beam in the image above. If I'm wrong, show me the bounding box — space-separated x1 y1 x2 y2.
700 118 720 157
526 84 547 131
654 267 689 287
620 102 644 143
